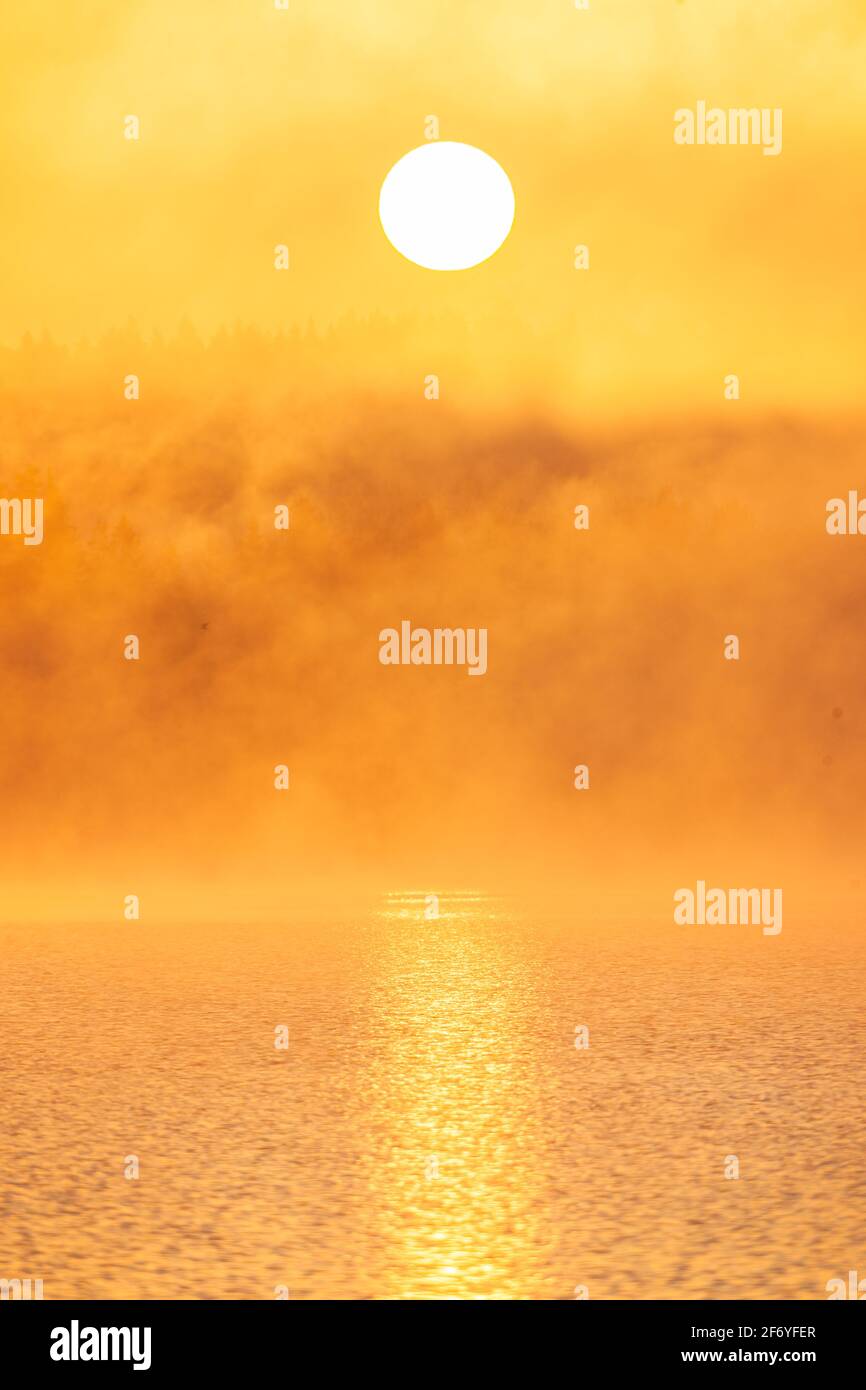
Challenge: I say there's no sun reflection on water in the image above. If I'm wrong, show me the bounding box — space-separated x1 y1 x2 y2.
362 893 547 1299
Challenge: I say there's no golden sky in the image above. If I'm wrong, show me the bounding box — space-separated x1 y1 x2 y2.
1 1 865 414
1 2 865 921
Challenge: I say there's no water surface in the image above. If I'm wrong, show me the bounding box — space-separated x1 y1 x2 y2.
1 899 863 1299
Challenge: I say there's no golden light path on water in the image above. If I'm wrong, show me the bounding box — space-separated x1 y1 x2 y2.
365 893 545 1299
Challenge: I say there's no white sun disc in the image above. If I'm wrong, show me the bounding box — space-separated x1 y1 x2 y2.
379 141 515 271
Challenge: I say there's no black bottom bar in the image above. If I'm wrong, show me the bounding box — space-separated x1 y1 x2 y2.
2 1299 861 1375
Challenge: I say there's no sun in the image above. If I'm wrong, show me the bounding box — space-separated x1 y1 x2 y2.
379 141 515 272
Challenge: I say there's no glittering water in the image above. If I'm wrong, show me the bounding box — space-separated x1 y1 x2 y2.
1 899 863 1299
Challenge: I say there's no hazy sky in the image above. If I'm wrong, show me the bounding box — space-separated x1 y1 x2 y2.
1 2 865 920
1 1 865 415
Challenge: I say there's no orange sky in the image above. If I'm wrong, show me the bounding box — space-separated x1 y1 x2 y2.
1 1 865 921
1 1 865 415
